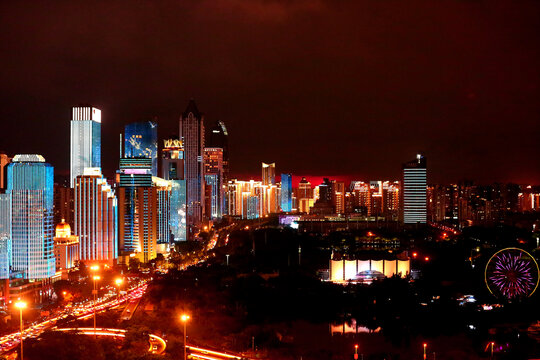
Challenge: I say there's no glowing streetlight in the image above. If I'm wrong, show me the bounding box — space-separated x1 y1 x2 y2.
354 344 359 360
15 301 26 360
181 314 190 360
115 278 123 298
423 343 427 360
490 342 494 360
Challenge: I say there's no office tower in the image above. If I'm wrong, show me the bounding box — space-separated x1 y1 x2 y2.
161 138 187 242
70 106 101 187
117 158 157 263
179 100 205 237
204 147 224 219
0 193 11 279
124 120 158 176
0 152 11 190
331 181 345 214
311 178 335 215
262 163 276 185
402 154 427 224
7 155 55 279
153 177 171 248
54 185 74 230
296 177 314 213
280 174 292 212
53 220 79 270
207 120 229 183
74 168 117 263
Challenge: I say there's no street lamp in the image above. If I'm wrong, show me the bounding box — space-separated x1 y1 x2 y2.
15 300 26 360
423 343 427 360
115 278 123 298
181 314 190 360
490 342 494 360
92 275 100 338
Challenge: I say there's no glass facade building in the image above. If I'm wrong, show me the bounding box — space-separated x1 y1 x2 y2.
402 154 427 224
0 193 11 279
7 155 55 279
70 106 101 187
74 168 117 263
124 121 158 176
179 100 205 237
280 173 292 212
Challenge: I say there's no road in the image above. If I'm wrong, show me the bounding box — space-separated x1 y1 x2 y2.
55 327 166 355
0 282 148 354
187 345 246 360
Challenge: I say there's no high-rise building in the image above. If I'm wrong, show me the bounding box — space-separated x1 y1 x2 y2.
7 155 55 279
53 220 79 270
74 168 117 263
207 120 229 184
117 158 157 263
153 177 172 248
161 138 187 242
179 100 205 237
204 147 224 219
0 193 11 279
296 177 314 214
280 174 292 212
0 152 11 190
124 121 158 176
332 181 345 214
402 154 427 224
262 163 276 185
70 106 101 187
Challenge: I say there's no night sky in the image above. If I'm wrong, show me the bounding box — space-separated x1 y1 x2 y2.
1 0 539 185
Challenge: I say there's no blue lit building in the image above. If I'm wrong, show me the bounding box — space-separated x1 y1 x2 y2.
161 139 187 242
124 121 158 177
402 154 427 224
7 155 55 279
70 106 101 187
280 173 292 212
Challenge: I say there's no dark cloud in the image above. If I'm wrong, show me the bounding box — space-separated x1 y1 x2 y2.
0 0 539 183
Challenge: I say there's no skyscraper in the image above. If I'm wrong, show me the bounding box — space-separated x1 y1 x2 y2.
0 193 11 279
179 100 205 236
70 106 101 187
402 154 427 224
117 158 157 263
124 120 158 176
207 120 229 184
161 138 187 242
204 147 224 219
262 163 276 185
7 155 55 279
74 168 117 263
280 173 292 212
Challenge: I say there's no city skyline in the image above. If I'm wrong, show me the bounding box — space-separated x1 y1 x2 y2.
1 1 539 184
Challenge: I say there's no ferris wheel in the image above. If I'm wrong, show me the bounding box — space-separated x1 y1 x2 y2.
485 248 540 300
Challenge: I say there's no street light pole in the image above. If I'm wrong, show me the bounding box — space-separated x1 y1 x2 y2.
93 275 100 338
423 343 427 360
181 314 190 360
15 301 26 360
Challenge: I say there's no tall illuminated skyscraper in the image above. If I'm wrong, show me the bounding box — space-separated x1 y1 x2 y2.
402 154 427 224
262 163 275 185
161 138 187 242
117 158 157 263
204 147 224 219
179 100 205 237
7 155 55 279
70 106 101 187
280 174 292 212
74 168 117 263
207 120 229 182
0 193 11 279
124 120 158 176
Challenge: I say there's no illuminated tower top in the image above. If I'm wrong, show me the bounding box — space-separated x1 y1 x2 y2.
70 106 101 187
